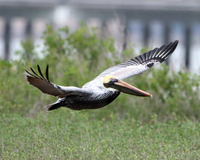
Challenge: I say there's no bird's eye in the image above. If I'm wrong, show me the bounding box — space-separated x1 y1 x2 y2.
110 77 118 82
111 77 115 81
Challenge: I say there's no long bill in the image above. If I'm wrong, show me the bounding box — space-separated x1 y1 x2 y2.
111 79 151 97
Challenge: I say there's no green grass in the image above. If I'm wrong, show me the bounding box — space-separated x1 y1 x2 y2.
1 109 200 159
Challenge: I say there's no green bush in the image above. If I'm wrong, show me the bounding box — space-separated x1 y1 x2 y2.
0 23 200 122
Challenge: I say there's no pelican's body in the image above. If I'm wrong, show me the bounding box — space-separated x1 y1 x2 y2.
53 89 120 110
25 40 178 111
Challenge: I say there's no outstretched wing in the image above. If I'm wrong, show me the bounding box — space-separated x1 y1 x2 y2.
25 65 92 98
95 40 178 80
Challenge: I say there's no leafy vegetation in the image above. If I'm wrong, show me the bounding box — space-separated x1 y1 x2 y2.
1 23 200 159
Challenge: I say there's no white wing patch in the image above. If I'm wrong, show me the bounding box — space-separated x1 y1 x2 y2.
109 64 146 80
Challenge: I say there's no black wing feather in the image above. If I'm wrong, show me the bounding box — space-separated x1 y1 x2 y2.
45 65 50 83
121 40 178 66
37 65 46 80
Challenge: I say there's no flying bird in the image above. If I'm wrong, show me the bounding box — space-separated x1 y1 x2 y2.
25 40 178 111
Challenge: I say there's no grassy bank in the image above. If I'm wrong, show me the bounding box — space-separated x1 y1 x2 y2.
1 110 200 159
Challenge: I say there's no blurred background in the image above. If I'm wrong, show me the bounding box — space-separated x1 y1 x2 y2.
1 2 200 158
0 0 200 73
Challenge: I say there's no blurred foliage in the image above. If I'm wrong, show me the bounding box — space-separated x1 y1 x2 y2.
0 23 200 122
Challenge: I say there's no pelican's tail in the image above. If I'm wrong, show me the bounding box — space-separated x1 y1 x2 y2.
45 102 61 111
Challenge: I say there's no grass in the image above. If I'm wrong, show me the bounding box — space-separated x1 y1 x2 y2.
1 109 200 159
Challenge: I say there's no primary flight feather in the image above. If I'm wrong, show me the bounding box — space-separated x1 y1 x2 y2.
25 40 178 111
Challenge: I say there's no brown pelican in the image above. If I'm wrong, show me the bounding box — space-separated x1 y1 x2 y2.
25 40 178 111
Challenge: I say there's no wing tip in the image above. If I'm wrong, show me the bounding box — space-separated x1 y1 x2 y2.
155 40 179 63
174 40 179 44
25 65 51 82
171 40 179 50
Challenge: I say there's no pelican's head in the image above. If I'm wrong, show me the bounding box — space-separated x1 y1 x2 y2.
103 75 151 97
